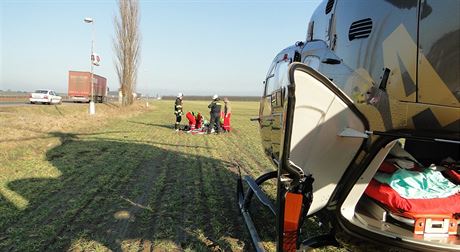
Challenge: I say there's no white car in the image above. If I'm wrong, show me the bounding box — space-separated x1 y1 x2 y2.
29 89 62 105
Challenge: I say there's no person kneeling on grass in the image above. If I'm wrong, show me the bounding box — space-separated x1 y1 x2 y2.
185 111 196 131
185 111 203 131
195 112 203 129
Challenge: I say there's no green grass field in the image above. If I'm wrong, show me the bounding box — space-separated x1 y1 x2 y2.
0 100 336 251
0 100 274 251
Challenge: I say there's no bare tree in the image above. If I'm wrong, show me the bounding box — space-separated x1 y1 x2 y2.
114 0 141 106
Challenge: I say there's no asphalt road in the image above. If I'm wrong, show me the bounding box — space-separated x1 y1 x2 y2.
0 101 82 107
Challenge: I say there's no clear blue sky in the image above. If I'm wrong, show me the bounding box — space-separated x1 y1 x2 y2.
0 0 321 96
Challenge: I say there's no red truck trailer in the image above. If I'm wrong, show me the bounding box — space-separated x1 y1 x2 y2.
68 71 107 103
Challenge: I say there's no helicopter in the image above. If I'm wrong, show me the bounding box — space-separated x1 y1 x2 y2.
237 0 459 251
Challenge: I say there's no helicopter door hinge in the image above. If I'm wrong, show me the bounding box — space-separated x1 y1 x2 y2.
338 128 370 138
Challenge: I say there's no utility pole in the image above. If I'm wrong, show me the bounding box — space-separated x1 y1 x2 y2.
84 17 96 115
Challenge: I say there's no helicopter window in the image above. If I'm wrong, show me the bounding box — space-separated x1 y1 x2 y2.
263 59 277 97
303 56 320 70
264 73 276 96
276 60 290 89
265 61 276 79
307 21 314 41
265 60 290 96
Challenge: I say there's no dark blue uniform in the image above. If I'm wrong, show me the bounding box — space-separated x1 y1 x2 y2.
208 99 222 133
174 97 183 129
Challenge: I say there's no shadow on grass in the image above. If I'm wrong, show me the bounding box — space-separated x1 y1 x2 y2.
90 136 212 150
103 102 120 108
0 133 253 251
127 120 174 130
0 130 133 143
53 104 64 116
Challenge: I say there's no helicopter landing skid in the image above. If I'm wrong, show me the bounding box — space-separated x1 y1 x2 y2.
236 166 339 251
237 169 277 252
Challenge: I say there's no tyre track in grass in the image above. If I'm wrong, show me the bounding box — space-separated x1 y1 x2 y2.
0 145 127 234
216 133 277 251
141 131 217 251
225 122 271 171
219 132 268 176
42 177 121 251
200 161 223 251
173 140 189 247
142 147 177 248
199 136 243 251
1 148 130 251
107 123 171 251
1 107 139 250
131 109 189 251
163 135 213 250
171 149 212 251
42 122 167 251
197 137 216 245
136 152 170 252
205 141 250 251
118 116 181 250
173 138 193 249
42 151 141 251
167 112 258 250
44 145 160 249
157 147 183 246
65 153 166 252
188 151 212 250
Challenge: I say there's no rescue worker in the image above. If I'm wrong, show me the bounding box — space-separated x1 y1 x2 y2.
174 93 183 131
208 94 222 133
195 112 203 129
220 111 225 128
186 111 204 131
223 97 232 132
185 111 196 131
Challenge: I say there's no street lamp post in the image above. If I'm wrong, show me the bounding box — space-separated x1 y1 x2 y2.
84 17 95 115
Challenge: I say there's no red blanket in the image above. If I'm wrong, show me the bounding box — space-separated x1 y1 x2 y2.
365 179 460 214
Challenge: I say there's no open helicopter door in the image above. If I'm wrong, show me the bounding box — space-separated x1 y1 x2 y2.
237 63 369 251
277 63 369 251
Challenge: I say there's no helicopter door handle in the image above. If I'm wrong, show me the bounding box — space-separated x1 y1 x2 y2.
322 58 341 64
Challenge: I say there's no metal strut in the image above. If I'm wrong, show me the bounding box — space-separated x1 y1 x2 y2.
242 175 277 215
237 169 278 252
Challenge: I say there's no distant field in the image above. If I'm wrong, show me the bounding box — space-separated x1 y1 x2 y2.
160 96 260 102
0 94 259 105
0 100 332 251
